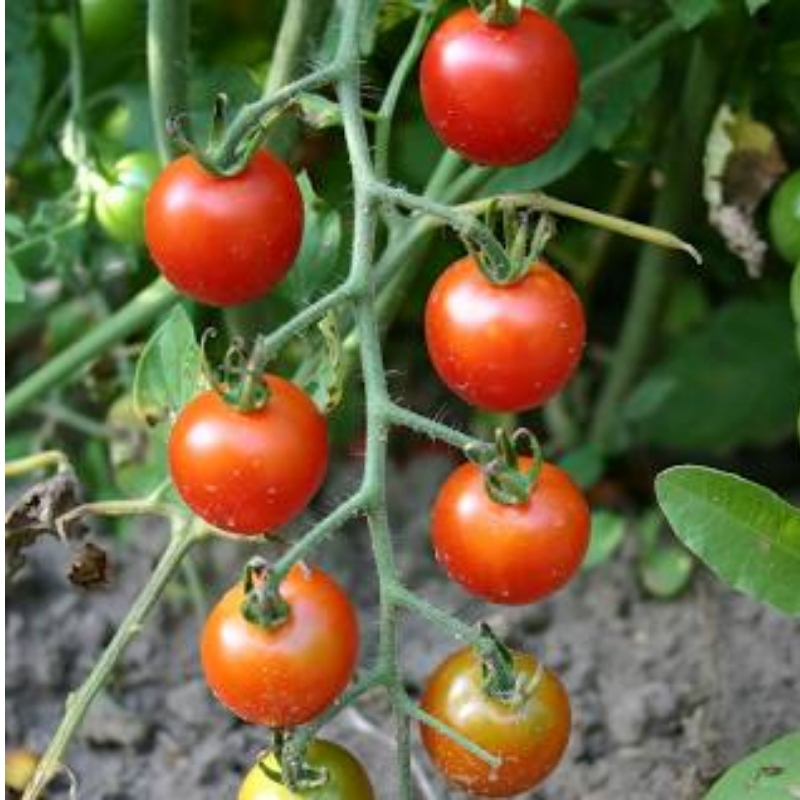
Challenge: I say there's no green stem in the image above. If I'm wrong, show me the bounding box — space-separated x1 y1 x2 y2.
4 450 69 478
390 584 481 645
374 3 436 181
147 0 190 163
386 403 479 451
21 521 207 800
589 40 719 449
5 279 178 423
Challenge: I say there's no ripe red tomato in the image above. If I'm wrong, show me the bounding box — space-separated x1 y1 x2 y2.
425 257 585 412
238 740 375 799
145 150 303 306
432 458 590 604
202 563 359 727
169 375 328 535
421 647 570 797
420 7 579 166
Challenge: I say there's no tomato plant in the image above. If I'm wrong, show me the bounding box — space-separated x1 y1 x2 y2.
168 374 328 535
201 563 359 727
432 458 591 604
421 647 571 797
769 169 800 265
425 256 586 411
95 152 160 245
145 150 304 306
420 7 579 166
238 740 374 799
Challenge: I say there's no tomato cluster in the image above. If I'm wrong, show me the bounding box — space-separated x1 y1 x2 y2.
136 4 588 797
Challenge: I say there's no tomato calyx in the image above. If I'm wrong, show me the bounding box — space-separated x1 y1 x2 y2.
201 330 272 413
474 623 526 702
467 206 556 285
477 0 521 27
165 93 285 178
466 427 543 504
260 732 331 792
239 558 291 629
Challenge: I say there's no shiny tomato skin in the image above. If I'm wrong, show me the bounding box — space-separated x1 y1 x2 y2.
145 150 303 306
425 257 585 412
420 7 579 166
238 740 375 799
168 375 328 535
421 647 570 797
432 459 590 604
202 564 359 727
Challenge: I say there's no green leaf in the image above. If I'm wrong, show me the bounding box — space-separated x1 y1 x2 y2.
665 0 719 29
744 0 771 15
275 174 343 307
655 466 800 616
583 511 626 569
5 2 44 164
5 258 25 304
640 544 694 598
133 306 202 426
558 444 605 489
626 298 800 451
481 108 594 195
703 730 800 799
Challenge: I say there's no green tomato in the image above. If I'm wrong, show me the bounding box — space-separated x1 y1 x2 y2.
81 0 139 52
238 741 374 800
769 169 800 264
95 152 160 245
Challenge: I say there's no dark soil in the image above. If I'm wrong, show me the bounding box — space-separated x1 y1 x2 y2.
6 453 800 799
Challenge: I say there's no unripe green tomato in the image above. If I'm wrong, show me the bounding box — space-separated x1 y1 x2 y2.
95 152 160 245
81 0 139 52
769 169 800 264
238 741 374 799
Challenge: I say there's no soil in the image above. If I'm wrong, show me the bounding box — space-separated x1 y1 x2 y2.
6 452 800 799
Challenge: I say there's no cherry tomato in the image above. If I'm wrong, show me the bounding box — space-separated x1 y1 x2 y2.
145 150 303 306
95 152 160 245
425 257 585 412
421 647 570 797
768 169 800 264
420 7 579 166
169 375 328 535
238 740 375 799
202 563 359 727
432 458 590 604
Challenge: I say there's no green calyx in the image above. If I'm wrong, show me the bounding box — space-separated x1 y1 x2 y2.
466 427 543 505
201 330 272 413
239 558 291 629
261 732 330 792
479 0 521 27
476 624 519 701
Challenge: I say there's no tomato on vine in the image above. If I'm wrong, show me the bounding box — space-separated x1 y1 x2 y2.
145 150 303 306
169 374 328 535
432 458 590 604
420 6 579 166
202 563 359 728
95 152 160 245
768 169 800 264
238 740 375 799
421 647 570 797
425 257 585 412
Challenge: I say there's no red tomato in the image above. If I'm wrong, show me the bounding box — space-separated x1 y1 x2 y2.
201 563 359 727
421 647 570 797
169 375 328 535
420 7 579 166
425 257 585 412
145 150 303 306
432 458 590 604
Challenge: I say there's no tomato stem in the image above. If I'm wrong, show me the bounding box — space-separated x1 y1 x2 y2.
240 558 291 629
481 0 520 27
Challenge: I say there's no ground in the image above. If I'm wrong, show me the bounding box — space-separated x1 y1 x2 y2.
6 452 800 799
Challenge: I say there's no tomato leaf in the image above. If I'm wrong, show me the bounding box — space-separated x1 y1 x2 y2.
665 0 719 30
639 544 694 598
583 511 626 569
655 466 800 616
275 173 343 307
625 298 800 452
702 730 800 799
132 306 202 426
6 2 44 165
744 0 771 15
5 257 25 304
